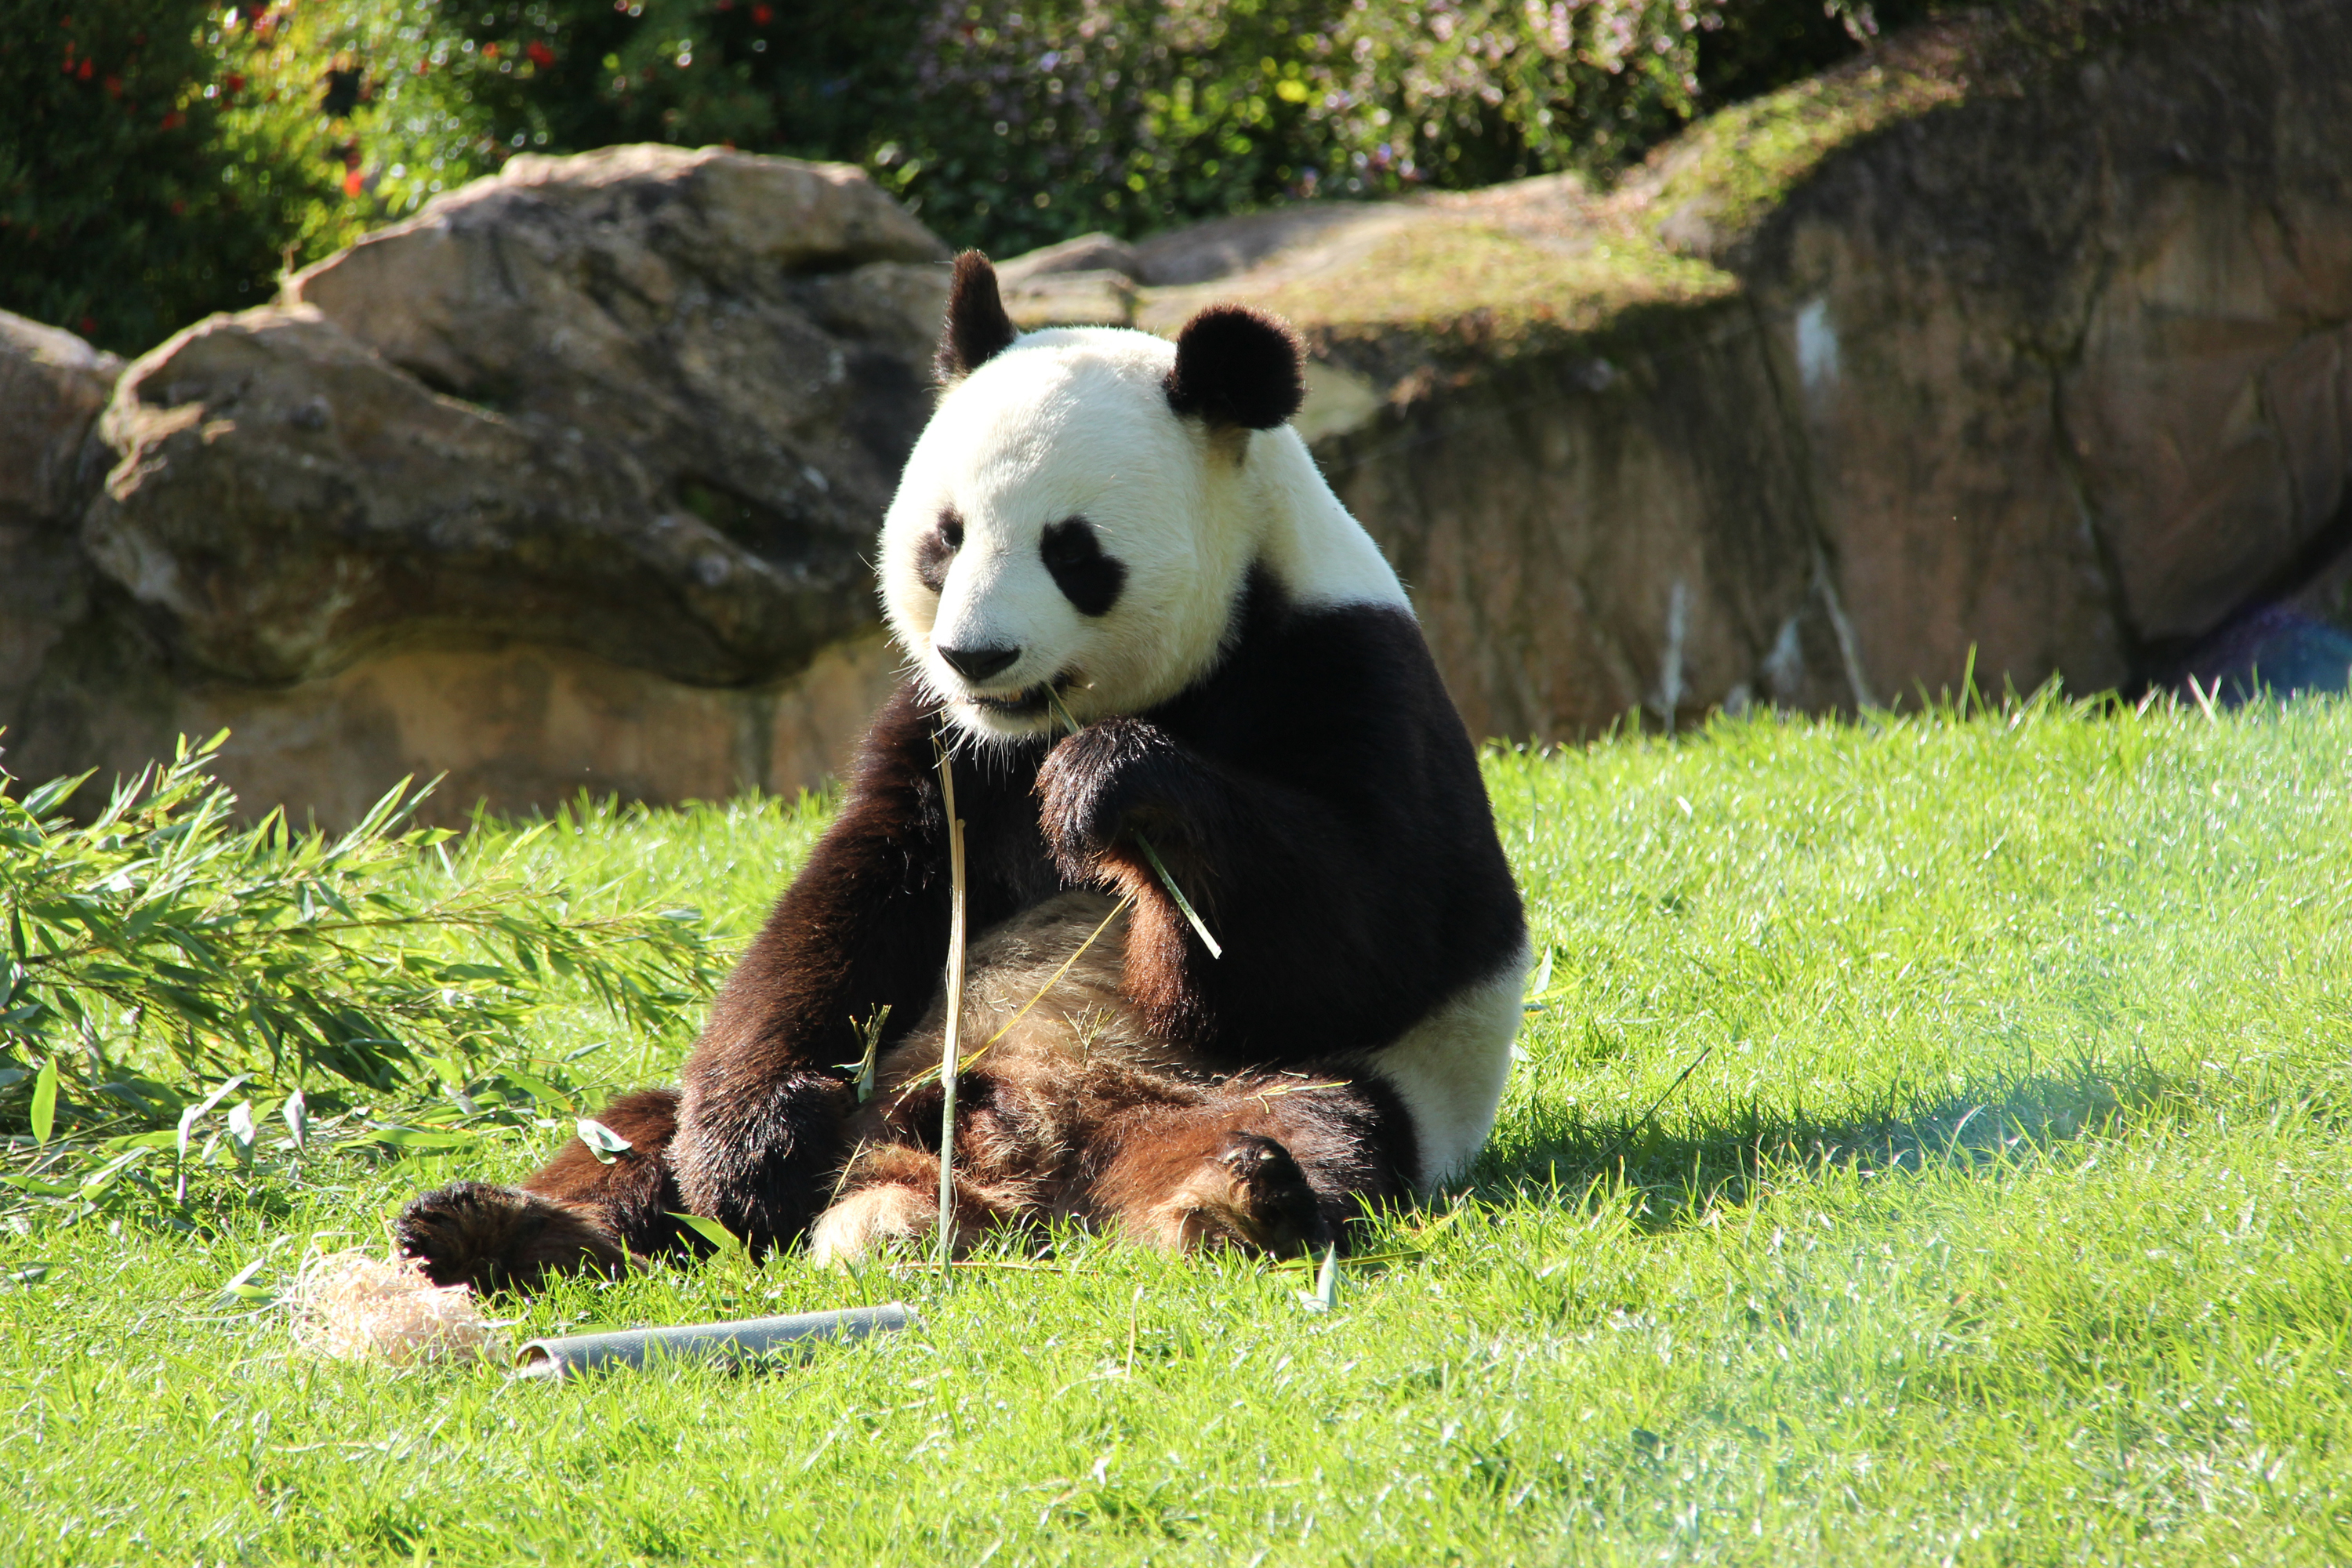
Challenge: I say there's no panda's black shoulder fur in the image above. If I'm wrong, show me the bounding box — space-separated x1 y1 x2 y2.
1057 568 1525 1066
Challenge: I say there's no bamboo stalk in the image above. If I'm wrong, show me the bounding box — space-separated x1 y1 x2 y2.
935 737 970 1273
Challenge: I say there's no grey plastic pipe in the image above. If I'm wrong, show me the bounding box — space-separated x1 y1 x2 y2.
511 1302 916 1380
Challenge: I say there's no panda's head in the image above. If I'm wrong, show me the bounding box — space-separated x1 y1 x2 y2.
879 252 1308 744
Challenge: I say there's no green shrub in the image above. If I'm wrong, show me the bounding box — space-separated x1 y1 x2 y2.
0 0 355 352
360 0 1914 257
0 735 715 1145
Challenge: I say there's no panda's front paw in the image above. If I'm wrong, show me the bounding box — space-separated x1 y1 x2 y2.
1036 717 1200 880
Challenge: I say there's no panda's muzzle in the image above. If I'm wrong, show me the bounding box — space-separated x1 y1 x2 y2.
937 643 1022 683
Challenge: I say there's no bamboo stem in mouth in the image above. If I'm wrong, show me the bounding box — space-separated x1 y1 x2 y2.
935 736 969 1273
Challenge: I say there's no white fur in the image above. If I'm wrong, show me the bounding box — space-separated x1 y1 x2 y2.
1363 941 1533 1189
880 325 1407 743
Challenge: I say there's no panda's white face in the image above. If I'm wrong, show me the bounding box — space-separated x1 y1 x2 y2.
880 328 1258 743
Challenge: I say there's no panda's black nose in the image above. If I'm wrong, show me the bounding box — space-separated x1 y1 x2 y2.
938 644 1021 683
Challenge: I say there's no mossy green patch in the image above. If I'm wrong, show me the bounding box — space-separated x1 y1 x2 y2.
1201 219 1737 345
1635 41 1973 253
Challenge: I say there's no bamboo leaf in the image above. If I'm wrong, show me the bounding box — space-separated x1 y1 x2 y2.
575 1117 632 1164
225 1102 256 1163
216 1257 270 1302
666 1211 746 1254
176 1076 250 1161
30 1058 58 1145
355 1127 480 1150
19 771 95 821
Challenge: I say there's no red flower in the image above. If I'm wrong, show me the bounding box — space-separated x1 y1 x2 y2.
103 74 121 96
79 317 97 336
223 71 245 93
170 198 187 215
161 110 183 129
343 166 365 198
525 40 554 67
481 42 499 57
752 4 771 22
77 57 93 80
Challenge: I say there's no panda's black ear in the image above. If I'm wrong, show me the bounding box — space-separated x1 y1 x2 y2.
1163 306 1305 430
936 251 1018 383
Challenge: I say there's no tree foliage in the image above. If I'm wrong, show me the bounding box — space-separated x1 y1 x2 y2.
0 0 350 350
330 0 1907 256
4 0 1918 351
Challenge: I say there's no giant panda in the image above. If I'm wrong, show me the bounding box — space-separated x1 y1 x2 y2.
395 254 1529 1287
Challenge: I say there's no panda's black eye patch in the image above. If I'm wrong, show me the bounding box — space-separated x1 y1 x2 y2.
1040 516 1125 618
915 508 964 594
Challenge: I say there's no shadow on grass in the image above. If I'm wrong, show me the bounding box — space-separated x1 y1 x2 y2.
1468 1054 2182 1232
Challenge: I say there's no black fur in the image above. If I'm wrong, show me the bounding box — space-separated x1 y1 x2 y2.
396 1087 698 1288
1163 307 1306 430
914 507 962 594
665 685 1065 1251
1040 516 1126 617
936 252 1018 382
1035 569 1523 1063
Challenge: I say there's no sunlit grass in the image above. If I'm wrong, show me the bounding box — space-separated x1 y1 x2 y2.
4 693 2349 1564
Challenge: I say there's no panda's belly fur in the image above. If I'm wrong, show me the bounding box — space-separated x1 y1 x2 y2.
850 891 1524 1197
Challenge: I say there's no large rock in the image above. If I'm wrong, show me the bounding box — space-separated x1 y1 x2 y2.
91 147 946 689
0 313 118 765
1131 1 2352 732
1730 5 2352 702
8 149 942 817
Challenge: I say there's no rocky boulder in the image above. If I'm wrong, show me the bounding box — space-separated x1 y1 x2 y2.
0 313 118 763
92 146 946 689
6 149 945 818
1119 0 2352 732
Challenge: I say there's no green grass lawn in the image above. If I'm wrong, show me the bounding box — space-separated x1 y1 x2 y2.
5 693 2350 1565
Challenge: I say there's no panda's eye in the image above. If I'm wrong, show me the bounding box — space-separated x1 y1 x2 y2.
1040 516 1126 618
915 508 963 594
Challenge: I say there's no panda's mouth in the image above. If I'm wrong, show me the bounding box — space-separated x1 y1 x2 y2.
967 683 1057 720
964 672 1080 724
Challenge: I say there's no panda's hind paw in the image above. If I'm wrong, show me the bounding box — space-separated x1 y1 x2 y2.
1156 1131 1329 1258
807 1183 938 1269
395 1180 630 1294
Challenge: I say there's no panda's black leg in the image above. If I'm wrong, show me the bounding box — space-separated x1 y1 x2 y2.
396 1087 699 1291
